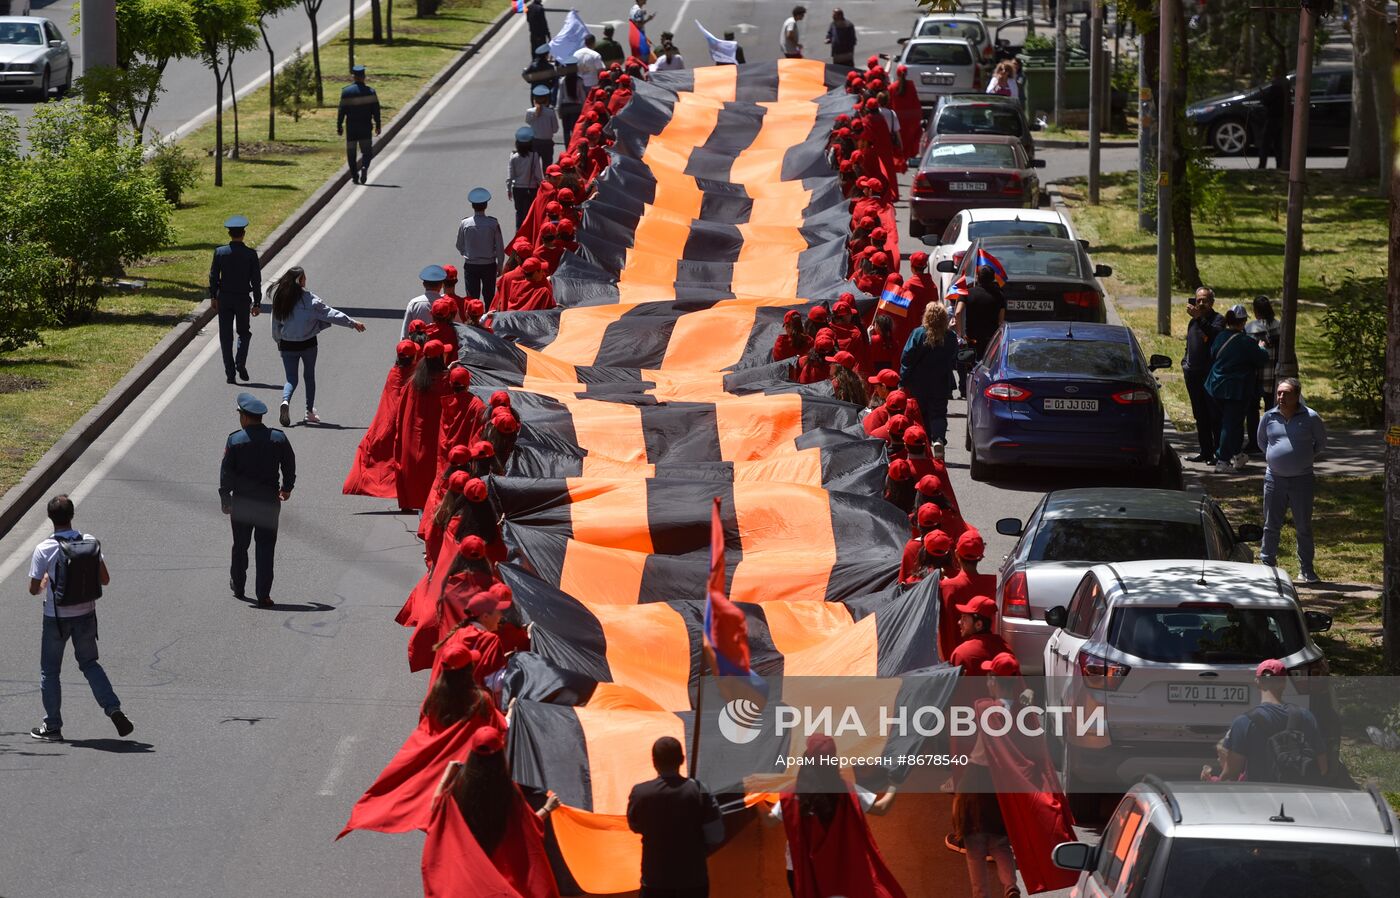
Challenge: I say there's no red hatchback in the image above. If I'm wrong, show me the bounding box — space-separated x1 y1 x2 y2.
910 135 1045 238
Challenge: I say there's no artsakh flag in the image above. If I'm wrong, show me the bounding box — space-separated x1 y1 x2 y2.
876 285 913 319
702 497 752 678
975 248 1008 286
513 0 524 13
628 20 650 59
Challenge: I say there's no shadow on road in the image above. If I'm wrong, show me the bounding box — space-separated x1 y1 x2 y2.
234 596 336 613
65 738 156 754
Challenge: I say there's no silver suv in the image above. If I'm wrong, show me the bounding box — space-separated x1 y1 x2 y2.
1054 778 1400 898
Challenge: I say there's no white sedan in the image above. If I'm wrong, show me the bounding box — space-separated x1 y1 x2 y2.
922 208 1081 297
0 16 73 100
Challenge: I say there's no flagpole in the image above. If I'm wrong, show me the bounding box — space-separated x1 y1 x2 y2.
690 648 708 780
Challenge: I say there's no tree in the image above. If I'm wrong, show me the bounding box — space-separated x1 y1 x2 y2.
1168 0 1201 290
192 0 259 185
371 0 383 42
1383 11 1400 672
257 0 300 141
1344 0 1394 191
78 0 200 140
301 0 326 106
0 112 58 351
275 50 316 122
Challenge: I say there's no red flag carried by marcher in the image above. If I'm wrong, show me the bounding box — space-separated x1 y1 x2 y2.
702 497 751 677
628 21 651 60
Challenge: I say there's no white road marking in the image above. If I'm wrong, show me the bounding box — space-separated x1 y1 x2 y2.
667 0 696 39
317 734 360 796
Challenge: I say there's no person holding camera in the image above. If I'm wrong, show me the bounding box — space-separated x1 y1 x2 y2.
1182 286 1224 464
27 494 133 742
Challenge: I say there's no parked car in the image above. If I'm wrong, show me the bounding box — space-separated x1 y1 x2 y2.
0 16 72 100
1054 779 1400 898
909 135 1044 237
922 208 1079 295
896 37 984 106
964 322 1170 480
1186 66 1352 155
1042 560 1331 791
992 488 1263 674
925 94 1036 162
938 235 1110 320
905 13 993 64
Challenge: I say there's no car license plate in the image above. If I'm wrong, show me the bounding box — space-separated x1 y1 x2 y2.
1043 398 1099 411
921 72 956 85
950 182 986 192
1006 299 1055 311
1167 683 1250 704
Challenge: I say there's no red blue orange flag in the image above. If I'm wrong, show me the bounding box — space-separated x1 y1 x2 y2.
703 497 751 677
975 248 1008 286
876 285 913 319
946 274 970 301
513 0 524 12
629 21 651 60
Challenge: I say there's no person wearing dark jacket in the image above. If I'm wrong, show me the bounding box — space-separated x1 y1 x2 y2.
1182 287 1224 463
1206 304 1270 473
900 303 959 455
337 65 381 184
1256 71 1289 169
208 214 261 384
526 0 550 57
954 266 1006 363
627 737 724 898
220 393 296 607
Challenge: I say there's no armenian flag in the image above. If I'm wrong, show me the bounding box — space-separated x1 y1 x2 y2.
877 284 913 318
945 274 970 301
513 0 524 12
629 20 650 59
975 248 1008 286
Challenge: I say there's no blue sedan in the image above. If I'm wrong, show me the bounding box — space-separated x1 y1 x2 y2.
965 322 1173 480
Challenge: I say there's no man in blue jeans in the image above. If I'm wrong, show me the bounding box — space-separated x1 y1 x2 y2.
27 494 134 742
1257 377 1328 583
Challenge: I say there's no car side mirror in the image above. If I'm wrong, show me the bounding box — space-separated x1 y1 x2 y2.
936 260 957 273
1078 239 1090 251
995 517 1023 537
1304 610 1333 633
49 40 63 48
1031 158 1047 168
957 348 976 365
1236 523 1263 542
898 36 910 45
1094 264 1113 277
920 234 942 247
1148 354 1172 370
1052 842 1099 871
1044 606 1068 629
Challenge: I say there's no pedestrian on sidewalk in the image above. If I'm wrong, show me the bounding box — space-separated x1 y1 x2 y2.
268 266 366 426
826 8 857 67
626 736 725 898
781 6 806 59
208 214 261 385
27 494 133 742
507 127 545 231
1206 303 1269 473
1256 70 1288 170
1257 378 1327 584
1182 286 1224 464
220 393 296 607
1244 294 1281 453
337 65 381 185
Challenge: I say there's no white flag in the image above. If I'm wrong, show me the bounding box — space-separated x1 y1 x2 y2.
548 9 592 62
695 20 738 65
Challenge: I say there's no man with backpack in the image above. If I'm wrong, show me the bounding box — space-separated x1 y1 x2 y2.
26 494 133 742
1217 659 1326 784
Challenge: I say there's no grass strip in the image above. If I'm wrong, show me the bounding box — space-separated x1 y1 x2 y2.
0 0 504 496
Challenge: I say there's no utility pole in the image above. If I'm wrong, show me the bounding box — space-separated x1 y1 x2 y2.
349 0 356 71
1278 1 1323 378
1383 8 1400 672
1156 0 1173 335
1054 9 1067 126
1088 1 1104 203
80 0 117 78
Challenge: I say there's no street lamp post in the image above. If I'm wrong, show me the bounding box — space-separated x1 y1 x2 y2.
1155 0 1173 336
1088 1 1103 204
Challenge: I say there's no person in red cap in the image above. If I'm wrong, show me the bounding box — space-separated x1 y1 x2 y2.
871 389 924 436
863 370 901 435
484 408 520 471
555 217 579 253
899 507 945 583
907 529 957 586
948 596 1012 676
426 295 460 354
769 733 906 898
889 64 923 161
424 724 562 898
902 427 956 512
432 365 486 494
827 350 867 406
497 257 556 312
422 463 472 565
409 520 500 670
1215 658 1328 783
394 339 450 512
938 530 995 661
884 252 936 352
795 331 837 385
774 309 814 363
344 340 418 498
434 581 513 685
854 254 893 298
827 299 870 374
883 456 915 513
857 103 899 202
850 176 892 233
462 297 492 333
803 304 831 339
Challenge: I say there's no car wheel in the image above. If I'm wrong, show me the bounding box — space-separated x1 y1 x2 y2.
1210 118 1248 155
57 62 71 97
31 67 49 102
969 440 992 482
909 218 926 239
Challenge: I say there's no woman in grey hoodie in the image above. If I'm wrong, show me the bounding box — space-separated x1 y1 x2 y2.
269 267 366 425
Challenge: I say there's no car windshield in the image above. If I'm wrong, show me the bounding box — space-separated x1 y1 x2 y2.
936 105 1025 137
906 42 972 66
918 21 986 45
975 243 1081 278
926 142 1018 169
968 220 1070 240
1005 338 1135 376
0 23 43 45
1030 519 1204 563
1108 607 1305 663
1159 839 1400 898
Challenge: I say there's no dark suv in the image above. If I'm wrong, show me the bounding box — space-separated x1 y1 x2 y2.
923 93 1035 162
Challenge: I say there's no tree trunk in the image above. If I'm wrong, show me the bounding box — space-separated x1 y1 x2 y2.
1261 12 1289 80
1384 7 1400 673
263 22 276 141
228 59 240 159
1170 0 1201 289
386 0 393 43
371 0 383 41
135 58 169 139
213 60 224 186
1346 1 1389 182
308 8 324 106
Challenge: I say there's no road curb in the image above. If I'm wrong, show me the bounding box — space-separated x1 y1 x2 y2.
1037 138 1137 149
0 3 516 542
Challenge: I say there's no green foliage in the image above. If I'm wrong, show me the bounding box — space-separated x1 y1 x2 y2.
1320 274 1386 426
78 0 201 137
1022 33 1054 53
6 101 174 326
275 50 317 122
191 0 260 66
0 113 59 353
147 134 200 205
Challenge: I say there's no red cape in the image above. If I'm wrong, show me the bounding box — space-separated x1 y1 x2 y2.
408 569 498 673
421 785 560 898
979 699 1079 895
394 373 449 511
398 530 458 628
859 113 900 202
780 793 907 898
499 274 557 312
937 569 997 662
509 183 557 255
343 363 413 498
828 321 870 373
338 702 507 839
419 393 487 540
772 333 812 363
890 79 924 157
427 622 507 683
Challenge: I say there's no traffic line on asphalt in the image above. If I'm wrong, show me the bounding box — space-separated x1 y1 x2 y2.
318 734 360 795
0 11 530 585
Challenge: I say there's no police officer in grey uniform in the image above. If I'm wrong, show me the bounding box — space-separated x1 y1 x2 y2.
220 393 296 607
337 64 382 184
209 214 261 384
455 187 505 309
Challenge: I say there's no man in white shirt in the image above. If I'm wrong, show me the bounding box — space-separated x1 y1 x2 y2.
629 0 654 31
402 264 447 338
575 34 604 89
781 5 806 58
27 494 132 742
650 41 685 71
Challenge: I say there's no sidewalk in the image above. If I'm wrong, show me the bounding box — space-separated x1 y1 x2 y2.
1169 427 1384 480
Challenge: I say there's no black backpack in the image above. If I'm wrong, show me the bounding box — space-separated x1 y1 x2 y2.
53 534 103 606
1252 705 1323 785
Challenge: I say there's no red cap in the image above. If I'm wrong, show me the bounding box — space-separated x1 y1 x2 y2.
1256 659 1287 678
808 306 829 323
467 585 512 617
396 339 420 358
545 164 563 176
885 413 909 436
833 300 854 316
825 350 857 368
813 334 836 354
489 390 511 408
408 319 427 335
442 263 458 281
956 529 985 561
870 228 887 242
910 252 929 269
897 64 908 76
864 97 878 109
423 340 446 358
458 534 487 559
439 640 480 672
539 222 559 238
916 503 943 528
449 366 472 387
867 54 881 67
467 725 506 755
545 201 563 215
956 595 998 618
558 188 577 204
466 298 486 317
469 440 496 460
521 258 542 273
492 413 520 435
805 733 837 757
884 390 907 411
586 123 604 137
903 425 927 445
511 237 534 254
431 296 456 318
783 309 801 324
858 216 876 229
916 474 942 497
887 458 913 481
868 369 900 388
922 530 953 555
448 444 472 467
558 219 576 236
447 470 471 493
463 478 489 503
871 252 890 267
982 652 1021 677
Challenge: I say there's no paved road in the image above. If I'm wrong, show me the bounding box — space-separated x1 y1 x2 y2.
0 2 1059 896
1 0 369 139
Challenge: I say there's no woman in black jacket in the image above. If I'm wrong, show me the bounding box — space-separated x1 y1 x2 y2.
899 303 960 453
